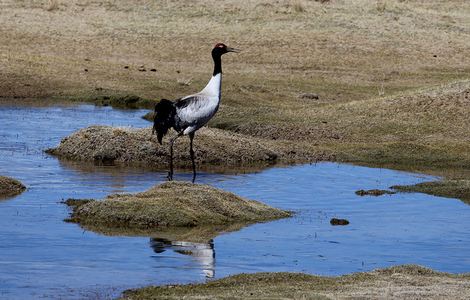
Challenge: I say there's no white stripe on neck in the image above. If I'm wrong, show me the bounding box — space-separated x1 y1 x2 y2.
200 73 221 97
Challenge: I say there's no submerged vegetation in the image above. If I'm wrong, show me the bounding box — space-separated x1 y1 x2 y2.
356 189 396 196
0 176 26 198
65 181 290 231
122 265 470 299
329 218 349 226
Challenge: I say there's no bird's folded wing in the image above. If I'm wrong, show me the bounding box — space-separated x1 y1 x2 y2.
175 94 217 126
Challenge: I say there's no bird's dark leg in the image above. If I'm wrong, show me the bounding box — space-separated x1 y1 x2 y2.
168 132 182 181
189 132 197 183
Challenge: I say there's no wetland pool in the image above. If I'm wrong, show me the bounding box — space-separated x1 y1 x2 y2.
1 104 470 299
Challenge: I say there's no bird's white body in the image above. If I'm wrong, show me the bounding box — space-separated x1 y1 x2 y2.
177 73 222 135
151 239 215 278
153 43 237 182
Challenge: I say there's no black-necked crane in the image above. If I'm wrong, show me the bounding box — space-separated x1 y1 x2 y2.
152 43 239 182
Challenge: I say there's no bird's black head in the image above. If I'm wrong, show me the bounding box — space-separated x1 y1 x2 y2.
212 43 239 58
211 43 239 76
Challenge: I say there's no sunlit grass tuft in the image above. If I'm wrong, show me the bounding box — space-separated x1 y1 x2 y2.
45 0 59 11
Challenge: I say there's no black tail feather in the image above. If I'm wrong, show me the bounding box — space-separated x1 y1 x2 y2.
153 99 176 145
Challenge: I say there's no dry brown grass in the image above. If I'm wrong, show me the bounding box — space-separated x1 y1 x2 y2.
294 80 470 168
290 0 306 13
121 265 470 300
0 176 26 198
65 181 291 230
49 80 470 203
2 1 470 144
45 0 59 11
393 179 470 205
46 125 332 169
3 0 470 199
1 0 469 104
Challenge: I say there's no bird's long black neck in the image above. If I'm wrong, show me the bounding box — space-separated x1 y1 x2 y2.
212 53 222 76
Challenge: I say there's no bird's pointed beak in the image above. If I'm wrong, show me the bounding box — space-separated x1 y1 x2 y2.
227 47 240 53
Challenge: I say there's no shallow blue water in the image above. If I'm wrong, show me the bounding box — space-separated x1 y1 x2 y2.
0 104 469 299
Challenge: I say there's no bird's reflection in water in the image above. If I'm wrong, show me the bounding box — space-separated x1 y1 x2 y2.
150 238 215 278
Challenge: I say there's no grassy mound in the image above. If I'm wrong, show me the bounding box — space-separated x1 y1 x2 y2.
393 180 470 205
0 176 26 198
46 126 331 169
121 265 470 299
3 0 470 181
65 181 291 230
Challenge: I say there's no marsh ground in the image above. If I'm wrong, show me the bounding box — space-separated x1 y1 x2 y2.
122 265 470 300
65 181 290 229
0 176 26 198
2 0 470 173
2 0 470 297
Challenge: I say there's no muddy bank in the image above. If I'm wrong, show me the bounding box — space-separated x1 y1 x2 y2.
65 181 290 232
94 95 156 109
46 126 331 169
121 265 470 299
393 180 470 205
0 176 26 198
142 111 154 121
